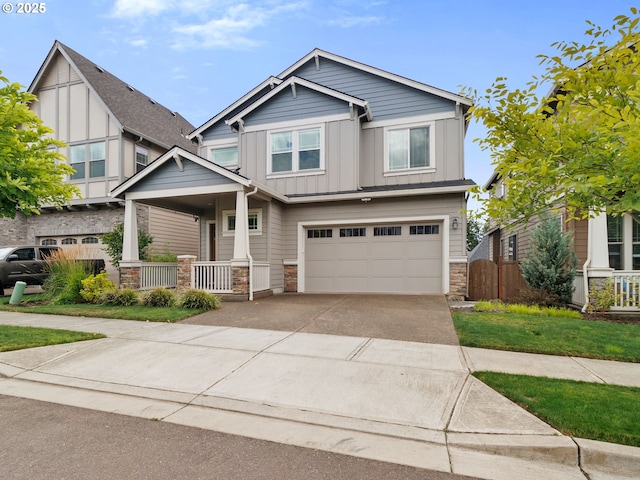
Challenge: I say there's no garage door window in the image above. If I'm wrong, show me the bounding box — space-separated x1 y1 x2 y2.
373 226 401 236
62 238 77 245
307 229 332 238
82 237 99 244
41 239 57 245
410 225 440 235
340 228 366 237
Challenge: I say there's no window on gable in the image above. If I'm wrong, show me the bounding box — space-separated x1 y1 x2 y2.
269 127 322 174
69 142 106 179
211 146 238 167
386 125 432 172
136 146 149 173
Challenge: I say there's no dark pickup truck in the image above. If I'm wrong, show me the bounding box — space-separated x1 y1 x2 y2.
0 246 106 296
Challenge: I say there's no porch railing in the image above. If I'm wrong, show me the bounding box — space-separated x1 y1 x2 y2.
140 262 178 290
252 262 270 292
613 272 640 309
192 261 233 293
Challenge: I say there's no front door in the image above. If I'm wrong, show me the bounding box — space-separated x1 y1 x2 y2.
209 223 216 261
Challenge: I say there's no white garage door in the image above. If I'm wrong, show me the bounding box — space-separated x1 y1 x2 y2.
305 222 443 294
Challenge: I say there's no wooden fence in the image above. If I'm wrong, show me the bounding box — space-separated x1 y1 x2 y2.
468 258 526 302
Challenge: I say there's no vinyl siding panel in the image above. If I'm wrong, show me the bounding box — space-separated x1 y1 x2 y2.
268 201 284 291
148 207 199 256
243 86 349 127
128 159 235 193
88 93 107 138
69 83 87 142
201 121 236 142
292 59 454 121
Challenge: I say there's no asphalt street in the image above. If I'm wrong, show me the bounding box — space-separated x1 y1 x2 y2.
0 395 479 480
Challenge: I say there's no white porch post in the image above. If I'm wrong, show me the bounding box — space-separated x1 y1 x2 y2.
232 189 248 261
122 199 139 262
588 211 613 277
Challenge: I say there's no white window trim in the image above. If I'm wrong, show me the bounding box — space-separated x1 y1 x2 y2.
205 140 239 168
383 121 435 176
266 124 325 178
135 145 149 172
222 208 263 236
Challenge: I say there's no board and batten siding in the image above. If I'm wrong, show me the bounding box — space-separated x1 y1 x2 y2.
148 207 199 257
360 116 463 187
282 194 466 259
292 58 454 121
268 201 285 291
127 159 235 193
242 119 358 195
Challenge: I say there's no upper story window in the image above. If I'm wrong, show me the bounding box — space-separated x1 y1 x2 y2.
69 142 106 180
136 146 149 173
384 123 434 174
268 126 323 175
210 146 238 167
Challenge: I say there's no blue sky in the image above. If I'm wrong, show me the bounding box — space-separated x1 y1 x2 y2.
0 0 636 209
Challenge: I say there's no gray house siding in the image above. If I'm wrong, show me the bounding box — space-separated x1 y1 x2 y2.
243 86 350 127
291 58 454 121
201 121 236 142
360 116 463 188
128 159 235 193
268 201 285 292
242 119 358 195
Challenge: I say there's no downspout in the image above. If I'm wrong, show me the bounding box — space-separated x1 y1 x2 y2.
581 216 592 313
246 185 258 301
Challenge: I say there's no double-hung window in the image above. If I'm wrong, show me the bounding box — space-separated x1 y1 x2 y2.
69 142 106 179
269 127 322 175
385 123 433 173
135 146 149 173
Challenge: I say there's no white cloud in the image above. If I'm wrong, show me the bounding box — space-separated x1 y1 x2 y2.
111 0 174 17
129 38 148 47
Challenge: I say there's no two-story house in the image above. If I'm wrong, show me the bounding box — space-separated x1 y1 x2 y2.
0 41 199 282
112 49 474 299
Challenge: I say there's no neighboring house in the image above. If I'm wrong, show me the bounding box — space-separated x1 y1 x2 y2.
484 171 639 310
112 49 475 299
0 41 199 282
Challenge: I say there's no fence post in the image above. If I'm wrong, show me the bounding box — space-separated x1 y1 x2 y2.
497 256 503 300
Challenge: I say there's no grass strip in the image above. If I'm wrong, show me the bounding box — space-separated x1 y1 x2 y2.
0 324 104 352
453 312 640 362
475 371 640 447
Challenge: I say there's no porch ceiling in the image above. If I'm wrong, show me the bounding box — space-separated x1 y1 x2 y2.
135 193 221 216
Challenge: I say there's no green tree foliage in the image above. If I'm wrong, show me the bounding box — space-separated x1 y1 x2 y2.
520 215 578 306
0 72 79 218
101 222 153 269
467 216 487 252
462 9 640 224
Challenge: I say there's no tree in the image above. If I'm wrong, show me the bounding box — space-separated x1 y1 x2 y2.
462 9 640 225
520 215 578 306
101 222 153 270
0 72 79 218
466 216 486 252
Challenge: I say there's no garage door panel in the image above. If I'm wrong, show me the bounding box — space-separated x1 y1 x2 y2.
305 221 443 294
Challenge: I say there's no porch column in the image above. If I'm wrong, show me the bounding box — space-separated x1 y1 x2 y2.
122 199 139 262
232 189 248 261
120 199 142 289
588 211 613 277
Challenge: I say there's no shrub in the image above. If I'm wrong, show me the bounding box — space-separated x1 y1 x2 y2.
179 289 220 310
512 286 563 308
473 301 581 318
102 288 139 306
43 246 95 304
141 288 176 307
586 279 617 314
147 245 178 263
520 214 578 306
80 272 116 303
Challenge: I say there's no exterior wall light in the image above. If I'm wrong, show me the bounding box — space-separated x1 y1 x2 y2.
452 217 459 229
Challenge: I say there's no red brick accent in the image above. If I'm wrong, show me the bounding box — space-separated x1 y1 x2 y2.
284 265 298 292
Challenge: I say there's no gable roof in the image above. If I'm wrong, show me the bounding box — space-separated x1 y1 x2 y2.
279 48 473 107
226 76 371 128
30 41 196 152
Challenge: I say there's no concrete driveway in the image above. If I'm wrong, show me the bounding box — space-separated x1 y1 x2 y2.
182 293 459 345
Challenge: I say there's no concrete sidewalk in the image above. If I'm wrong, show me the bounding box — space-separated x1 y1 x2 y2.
0 311 638 480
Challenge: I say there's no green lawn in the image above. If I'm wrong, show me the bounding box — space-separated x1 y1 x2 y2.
475 371 640 447
453 311 640 362
0 324 105 352
0 295 204 322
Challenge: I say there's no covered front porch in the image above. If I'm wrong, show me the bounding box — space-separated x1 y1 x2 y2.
110 147 287 300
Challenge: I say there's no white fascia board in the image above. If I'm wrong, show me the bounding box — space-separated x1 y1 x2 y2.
227 76 367 127
188 76 283 139
125 183 243 201
279 49 473 107
286 184 472 204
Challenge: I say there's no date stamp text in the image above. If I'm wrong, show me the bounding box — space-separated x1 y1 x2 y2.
2 3 47 14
